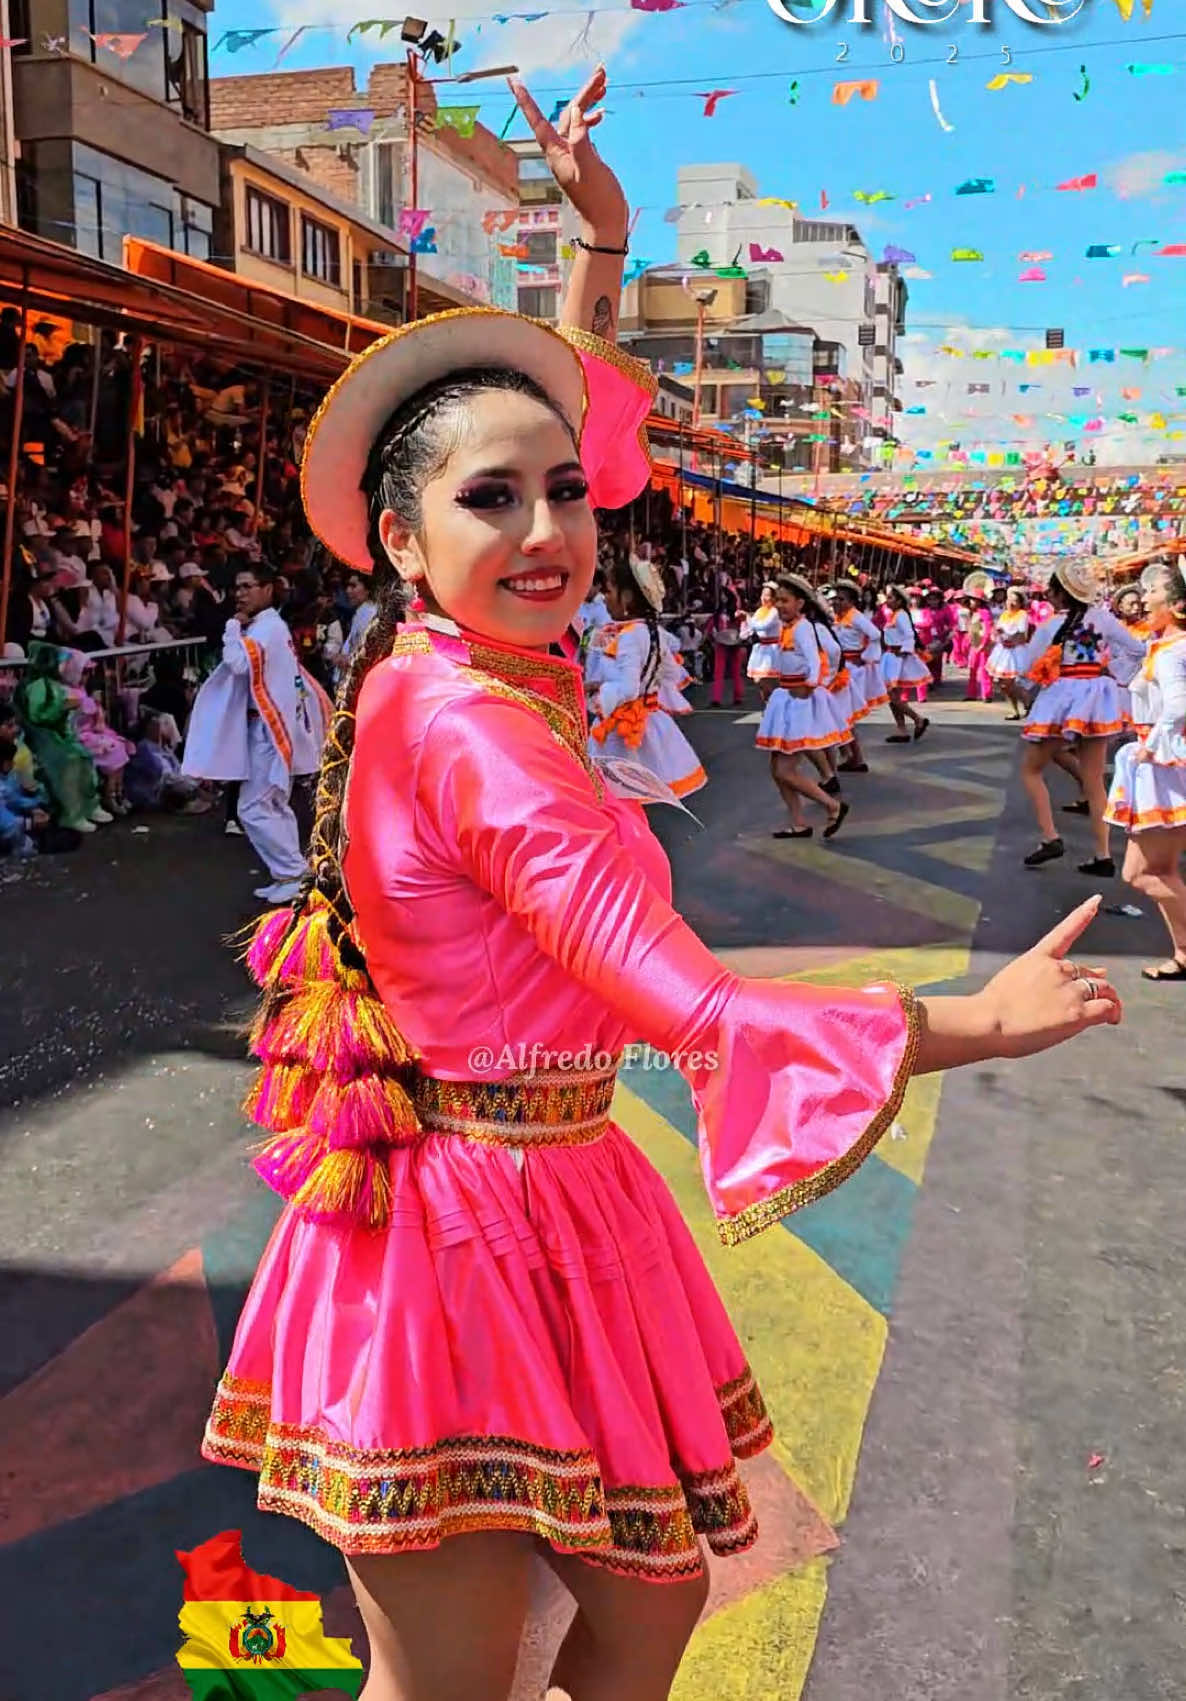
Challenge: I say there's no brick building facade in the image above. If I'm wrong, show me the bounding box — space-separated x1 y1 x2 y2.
210 64 519 311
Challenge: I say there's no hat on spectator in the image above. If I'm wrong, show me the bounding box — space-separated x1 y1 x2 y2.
177 562 205 580
149 561 175 583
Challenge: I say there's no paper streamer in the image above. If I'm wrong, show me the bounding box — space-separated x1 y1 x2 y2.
1123 273 1151 286
1127 62 1173 75
1019 268 1047 282
1058 174 1098 192
749 243 784 262
929 79 954 133
696 90 736 117
434 105 480 137
88 29 147 56
986 73 1033 91
1074 64 1090 101
1019 250 1053 262
788 81 800 105
398 209 431 240
274 25 308 64
327 108 376 133
956 179 994 196
833 79 879 107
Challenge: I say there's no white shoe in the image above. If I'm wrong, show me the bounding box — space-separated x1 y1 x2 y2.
90 807 114 824
254 879 303 903
225 819 245 836
76 819 97 833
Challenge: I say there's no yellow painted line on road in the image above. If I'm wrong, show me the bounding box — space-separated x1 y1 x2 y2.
673 1558 831 1701
789 942 972 990
743 835 982 931
617 1082 887 1527
921 834 996 874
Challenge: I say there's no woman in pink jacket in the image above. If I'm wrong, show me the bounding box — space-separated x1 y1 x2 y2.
201 71 1122 1701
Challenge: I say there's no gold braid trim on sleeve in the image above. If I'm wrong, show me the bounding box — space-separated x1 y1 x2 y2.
716 984 922 1248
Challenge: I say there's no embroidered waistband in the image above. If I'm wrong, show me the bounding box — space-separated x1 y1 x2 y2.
413 1061 620 1146
1060 664 1105 678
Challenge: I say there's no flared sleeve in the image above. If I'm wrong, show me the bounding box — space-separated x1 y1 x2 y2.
556 328 657 512
416 692 920 1244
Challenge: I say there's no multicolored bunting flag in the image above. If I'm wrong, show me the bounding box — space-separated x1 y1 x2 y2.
214 27 278 53
327 108 377 133
434 105 479 137
87 29 147 56
175 1531 363 1699
398 208 431 240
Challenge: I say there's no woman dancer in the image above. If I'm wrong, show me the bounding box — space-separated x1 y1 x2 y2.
950 595 973 670
881 585 931 742
986 587 1034 721
743 581 782 702
916 587 952 692
964 598 994 705
813 598 864 782
832 582 887 755
202 73 1121 1701
756 574 849 837
1105 558 1186 980
1019 561 1143 875
588 555 706 799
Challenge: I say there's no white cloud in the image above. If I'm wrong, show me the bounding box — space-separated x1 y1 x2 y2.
1104 149 1186 201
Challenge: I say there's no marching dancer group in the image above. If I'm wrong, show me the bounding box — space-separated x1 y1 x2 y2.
575 550 1186 984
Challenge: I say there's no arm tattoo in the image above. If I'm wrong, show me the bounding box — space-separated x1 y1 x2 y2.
592 294 614 338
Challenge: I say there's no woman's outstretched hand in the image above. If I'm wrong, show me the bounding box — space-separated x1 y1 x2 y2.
978 895 1123 1058
509 65 628 242
913 895 1122 1076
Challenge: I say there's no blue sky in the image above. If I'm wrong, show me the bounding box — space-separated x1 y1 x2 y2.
213 0 1186 460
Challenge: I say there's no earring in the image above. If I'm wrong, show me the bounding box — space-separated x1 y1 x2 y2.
408 582 426 614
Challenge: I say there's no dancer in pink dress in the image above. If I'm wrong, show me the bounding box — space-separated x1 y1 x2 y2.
201 71 1123 1701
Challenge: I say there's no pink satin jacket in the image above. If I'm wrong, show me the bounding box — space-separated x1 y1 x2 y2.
343 619 918 1244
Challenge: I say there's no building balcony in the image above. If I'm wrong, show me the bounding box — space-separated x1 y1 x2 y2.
519 206 560 229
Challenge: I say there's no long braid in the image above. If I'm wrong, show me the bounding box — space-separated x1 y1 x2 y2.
641 608 662 693
240 364 581 1232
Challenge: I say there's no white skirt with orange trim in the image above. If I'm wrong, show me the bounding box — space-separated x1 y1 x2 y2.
591 710 707 798
1105 741 1186 834
854 659 888 717
1022 677 1129 744
755 686 848 755
747 641 782 681
881 650 931 691
986 642 1024 681
835 663 867 722
825 677 859 732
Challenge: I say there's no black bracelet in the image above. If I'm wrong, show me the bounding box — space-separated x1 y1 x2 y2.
573 235 629 256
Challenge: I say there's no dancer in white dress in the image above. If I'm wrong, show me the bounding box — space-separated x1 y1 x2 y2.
1020 560 1144 877
986 588 1033 722
1104 558 1186 980
830 582 885 774
743 583 783 702
755 574 849 840
814 616 863 783
587 554 706 798
880 587 930 744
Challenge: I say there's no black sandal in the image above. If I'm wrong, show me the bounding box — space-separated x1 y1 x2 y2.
821 776 841 796
913 717 931 742
885 734 911 744
1142 959 1186 981
773 827 813 839
823 800 850 840
1061 799 1090 816
1077 856 1116 878
1024 837 1064 868
838 761 869 773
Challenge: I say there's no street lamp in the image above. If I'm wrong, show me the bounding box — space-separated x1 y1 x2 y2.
402 42 518 321
689 286 716 429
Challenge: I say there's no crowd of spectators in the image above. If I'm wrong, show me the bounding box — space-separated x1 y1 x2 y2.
0 330 376 862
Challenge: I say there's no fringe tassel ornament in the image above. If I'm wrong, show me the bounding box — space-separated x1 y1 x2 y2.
240 891 421 1230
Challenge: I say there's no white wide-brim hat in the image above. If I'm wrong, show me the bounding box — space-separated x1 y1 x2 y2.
301 307 589 575
1051 560 1103 604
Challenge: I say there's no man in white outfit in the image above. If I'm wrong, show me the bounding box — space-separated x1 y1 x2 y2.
183 565 328 902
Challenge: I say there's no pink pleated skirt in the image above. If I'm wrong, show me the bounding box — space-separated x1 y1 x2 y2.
203 1121 773 1582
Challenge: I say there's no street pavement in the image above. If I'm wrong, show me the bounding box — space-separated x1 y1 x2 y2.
1 686 1184 1701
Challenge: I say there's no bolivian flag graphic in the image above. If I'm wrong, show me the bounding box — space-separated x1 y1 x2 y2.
175 1529 364 1698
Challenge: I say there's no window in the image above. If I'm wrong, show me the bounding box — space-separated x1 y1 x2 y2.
166 19 208 127
743 278 770 315
301 215 341 286
517 285 557 320
523 230 556 266
75 174 101 258
245 188 291 264
176 195 213 260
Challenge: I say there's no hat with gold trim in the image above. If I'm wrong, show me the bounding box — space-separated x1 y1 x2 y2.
301 307 589 575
